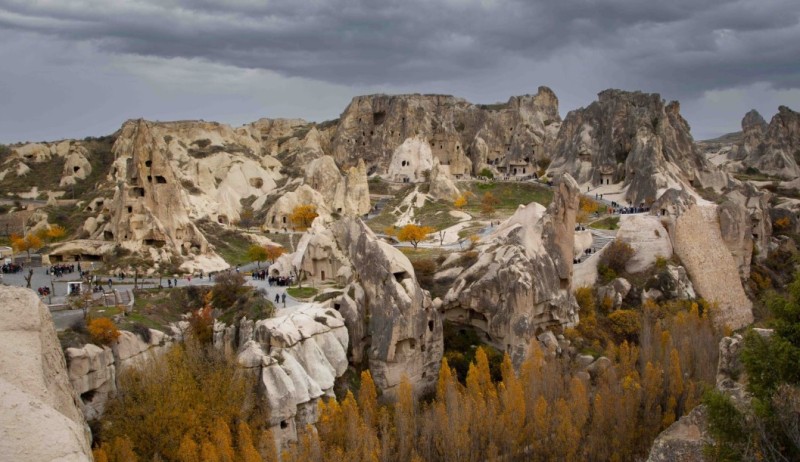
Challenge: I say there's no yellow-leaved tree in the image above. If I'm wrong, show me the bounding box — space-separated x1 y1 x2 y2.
289 204 319 230
11 232 43 261
397 224 435 249
454 194 468 209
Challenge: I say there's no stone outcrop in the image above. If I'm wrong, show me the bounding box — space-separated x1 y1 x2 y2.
328 217 443 398
329 87 560 179
717 184 772 278
616 214 673 273
673 204 753 329
730 106 800 178
646 405 709 462
65 327 169 421
224 305 348 448
303 155 370 217
0 286 92 461
428 158 461 201
597 278 632 309
644 265 696 302
440 174 581 365
549 90 725 206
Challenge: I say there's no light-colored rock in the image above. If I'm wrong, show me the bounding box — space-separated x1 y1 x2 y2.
66 344 116 420
387 135 434 183
442 174 580 365
428 158 461 201
0 286 92 461
673 204 753 329
597 278 632 309
646 405 709 462
616 214 673 273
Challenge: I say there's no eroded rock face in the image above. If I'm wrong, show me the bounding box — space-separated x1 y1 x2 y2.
717 184 772 278
0 286 92 461
441 174 581 365
673 204 753 329
329 87 560 178
223 305 349 449
616 214 673 274
549 90 723 206
103 119 218 267
324 217 443 398
299 155 370 218
731 106 800 178
428 158 461 201
645 405 709 462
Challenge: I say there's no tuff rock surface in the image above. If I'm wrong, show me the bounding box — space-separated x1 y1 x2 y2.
730 106 800 178
549 89 726 206
440 174 581 365
0 286 92 461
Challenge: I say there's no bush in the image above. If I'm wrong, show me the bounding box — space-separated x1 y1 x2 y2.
608 310 641 340
600 240 635 274
479 168 494 180
597 264 618 284
88 318 121 346
211 272 248 310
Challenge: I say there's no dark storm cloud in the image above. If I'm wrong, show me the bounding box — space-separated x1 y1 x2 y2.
0 0 799 142
1 0 797 93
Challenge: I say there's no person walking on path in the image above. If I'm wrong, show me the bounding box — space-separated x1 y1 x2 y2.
281 293 286 307
275 293 280 304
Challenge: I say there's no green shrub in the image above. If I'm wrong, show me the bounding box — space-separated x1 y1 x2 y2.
600 240 635 274
608 310 640 340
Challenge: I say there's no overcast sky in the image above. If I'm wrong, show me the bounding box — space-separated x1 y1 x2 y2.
1 0 799 144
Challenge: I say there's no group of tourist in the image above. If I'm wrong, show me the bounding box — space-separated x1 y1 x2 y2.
47 264 77 278
1 262 22 273
268 275 294 287
252 269 270 281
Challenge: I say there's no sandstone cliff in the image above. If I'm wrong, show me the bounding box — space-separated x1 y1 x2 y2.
0 286 93 461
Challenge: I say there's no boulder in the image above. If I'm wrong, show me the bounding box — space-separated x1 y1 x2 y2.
645 405 709 462
597 278 632 309
428 158 461 201
65 344 116 420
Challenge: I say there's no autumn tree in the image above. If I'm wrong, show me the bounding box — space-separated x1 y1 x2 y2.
480 192 499 215
289 204 318 230
88 317 121 345
577 196 600 224
11 232 42 261
46 224 67 240
454 194 468 209
397 223 434 249
246 245 269 266
265 245 284 263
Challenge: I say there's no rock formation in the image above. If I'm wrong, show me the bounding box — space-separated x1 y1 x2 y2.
226 305 348 448
440 174 581 365
615 214 673 273
730 106 800 178
428 158 461 201
672 204 753 329
329 87 560 178
0 286 92 461
101 119 218 267
549 90 725 206
272 217 444 398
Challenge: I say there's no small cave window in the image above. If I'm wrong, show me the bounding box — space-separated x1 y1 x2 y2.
321 270 326 280
393 271 409 282
143 239 166 248
337 207 342 213
280 421 288 429
145 160 152 167
428 320 434 332
73 166 80 173
282 216 287 224
373 111 386 125
80 390 97 402
103 231 114 240
127 206 133 213
333 303 341 312
130 187 145 197
155 176 167 184
147 175 152 183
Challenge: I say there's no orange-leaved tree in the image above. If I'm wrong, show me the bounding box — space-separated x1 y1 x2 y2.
265 245 284 263
88 318 121 346
289 204 319 230
11 232 43 261
397 224 435 249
